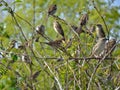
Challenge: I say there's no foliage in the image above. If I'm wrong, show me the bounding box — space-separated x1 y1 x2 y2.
0 0 120 90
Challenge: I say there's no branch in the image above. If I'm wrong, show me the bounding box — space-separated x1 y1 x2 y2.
92 0 109 39
14 13 33 27
44 61 63 90
87 40 120 90
36 57 116 60
10 10 28 41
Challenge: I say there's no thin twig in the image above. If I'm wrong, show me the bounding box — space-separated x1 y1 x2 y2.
11 12 28 41
44 61 63 90
92 0 109 39
14 13 33 27
87 40 120 90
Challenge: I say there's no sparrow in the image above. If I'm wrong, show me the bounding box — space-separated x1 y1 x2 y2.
102 39 116 57
36 24 45 35
71 25 78 31
91 38 107 58
71 25 83 35
75 26 84 34
48 4 57 16
79 13 89 26
42 38 71 57
53 20 65 38
41 38 64 48
72 25 92 36
96 24 106 38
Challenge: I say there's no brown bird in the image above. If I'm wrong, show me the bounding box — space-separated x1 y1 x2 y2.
102 39 116 57
42 38 71 57
75 26 84 34
53 20 65 38
96 24 106 38
36 24 45 35
41 38 64 48
71 25 83 35
91 38 107 58
79 14 89 26
48 4 57 16
71 25 78 31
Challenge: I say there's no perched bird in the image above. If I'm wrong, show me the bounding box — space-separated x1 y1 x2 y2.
91 38 107 58
79 13 89 26
102 39 116 57
53 20 65 38
48 4 57 16
96 24 106 38
41 38 64 48
71 25 78 31
75 26 84 34
35 25 45 42
41 39 72 57
36 24 52 41
71 25 83 35
36 24 45 35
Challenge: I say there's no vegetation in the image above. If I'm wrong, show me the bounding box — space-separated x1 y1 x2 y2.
0 0 120 90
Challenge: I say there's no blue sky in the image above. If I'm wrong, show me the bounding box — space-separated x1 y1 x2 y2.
113 0 120 6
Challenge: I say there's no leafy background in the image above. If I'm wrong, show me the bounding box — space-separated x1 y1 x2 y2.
0 0 120 90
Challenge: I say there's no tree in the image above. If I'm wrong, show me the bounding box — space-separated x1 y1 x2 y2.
0 0 120 90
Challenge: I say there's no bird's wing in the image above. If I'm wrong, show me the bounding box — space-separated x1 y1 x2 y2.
57 23 64 37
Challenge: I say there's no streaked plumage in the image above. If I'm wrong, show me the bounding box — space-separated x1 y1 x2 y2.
71 25 83 34
41 38 64 48
75 26 84 34
80 14 89 26
96 24 106 38
53 21 64 38
91 38 107 58
102 39 116 57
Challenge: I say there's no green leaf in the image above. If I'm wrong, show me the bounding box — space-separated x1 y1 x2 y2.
11 54 18 61
0 4 2 7
2 8 9 11
15 0 23 2
12 0 22 4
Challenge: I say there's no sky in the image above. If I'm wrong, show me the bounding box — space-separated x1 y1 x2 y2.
0 0 120 22
112 0 120 6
